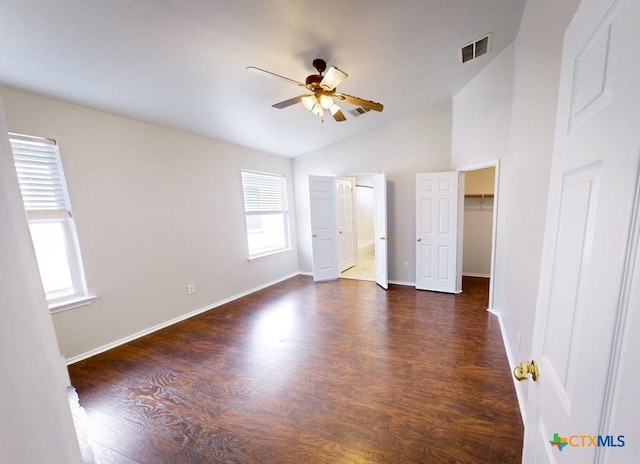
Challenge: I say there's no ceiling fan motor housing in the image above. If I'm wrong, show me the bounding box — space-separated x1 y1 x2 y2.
305 74 323 88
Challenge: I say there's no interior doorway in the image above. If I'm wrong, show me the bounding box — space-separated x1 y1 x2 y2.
340 176 376 282
309 173 387 288
459 162 499 309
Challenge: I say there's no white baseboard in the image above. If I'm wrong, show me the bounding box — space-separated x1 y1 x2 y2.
357 241 375 260
388 280 415 287
463 272 491 278
488 308 527 426
66 272 300 365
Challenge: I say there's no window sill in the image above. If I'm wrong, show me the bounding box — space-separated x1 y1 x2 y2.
247 247 294 262
49 295 97 314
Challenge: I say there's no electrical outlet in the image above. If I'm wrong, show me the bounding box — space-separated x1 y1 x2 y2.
404 262 409 270
186 284 196 295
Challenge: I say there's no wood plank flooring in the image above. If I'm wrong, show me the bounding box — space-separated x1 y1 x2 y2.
68 276 523 463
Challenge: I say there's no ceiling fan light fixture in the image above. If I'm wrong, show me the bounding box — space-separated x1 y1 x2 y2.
320 66 348 91
301 94 324 117
250 58 383 121
319 94 334 109
301 95 316 111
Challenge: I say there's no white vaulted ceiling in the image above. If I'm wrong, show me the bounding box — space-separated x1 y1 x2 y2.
0 1 525 157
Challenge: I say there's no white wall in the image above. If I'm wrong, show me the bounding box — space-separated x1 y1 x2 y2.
0 99 83 463
452 44 515 170
462 201 493 277
294 100 452 283
0 86 298 361
451 0 581 406
497 0 580 370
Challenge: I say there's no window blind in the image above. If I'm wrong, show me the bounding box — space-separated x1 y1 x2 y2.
241 170 288 213
9 135 71 216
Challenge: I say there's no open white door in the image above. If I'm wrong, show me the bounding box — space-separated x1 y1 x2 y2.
415 172 461 293
336 177 356 272
374 173 388 289
522 1 640 462
309 175 339 282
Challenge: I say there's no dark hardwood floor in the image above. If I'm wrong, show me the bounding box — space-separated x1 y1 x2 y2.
68 276 523 463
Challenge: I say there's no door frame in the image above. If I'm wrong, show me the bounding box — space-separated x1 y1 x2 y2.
310 172 388 285
373 173 388 289
456 160 500 310
337 172 386 285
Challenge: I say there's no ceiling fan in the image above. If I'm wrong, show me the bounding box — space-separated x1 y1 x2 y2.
247 58 383 122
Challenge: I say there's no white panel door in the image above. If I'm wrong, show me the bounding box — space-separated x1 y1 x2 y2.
309 175 339 282
415 172 461 293
336 177 356 272
523 1 640 463
374 173 388 289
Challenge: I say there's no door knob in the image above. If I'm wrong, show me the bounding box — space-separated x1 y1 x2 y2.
312 233 317 237
417 237 422 241
513 360 539 382
339 230 344 234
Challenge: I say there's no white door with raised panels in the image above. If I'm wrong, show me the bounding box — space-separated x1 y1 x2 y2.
415 172 461 293
336 177 356 272
522 0 640 462
309 175 339 282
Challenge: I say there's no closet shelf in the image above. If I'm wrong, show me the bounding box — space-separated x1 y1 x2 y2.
464 194 494 199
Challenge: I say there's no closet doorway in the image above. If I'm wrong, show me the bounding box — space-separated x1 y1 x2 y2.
459 163 499 309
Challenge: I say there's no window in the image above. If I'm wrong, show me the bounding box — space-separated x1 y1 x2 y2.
241 170 291 259
9 133 92 310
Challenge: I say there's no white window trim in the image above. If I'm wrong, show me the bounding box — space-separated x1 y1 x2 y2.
9 132 94 311
246 247 294 262
50 294 97 314
241 169 292 260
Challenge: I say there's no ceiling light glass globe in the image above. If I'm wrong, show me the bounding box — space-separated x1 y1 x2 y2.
301 95 316 111
319 95 333 109
312 105 324 118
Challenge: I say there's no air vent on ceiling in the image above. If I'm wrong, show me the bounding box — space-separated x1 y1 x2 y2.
461 34 490 63
349 107 371 117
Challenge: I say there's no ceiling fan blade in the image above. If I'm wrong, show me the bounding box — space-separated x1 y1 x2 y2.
246 66 306 87
334 93 384 112
272 95 307 109
320 66 348 91
331 108 347 122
